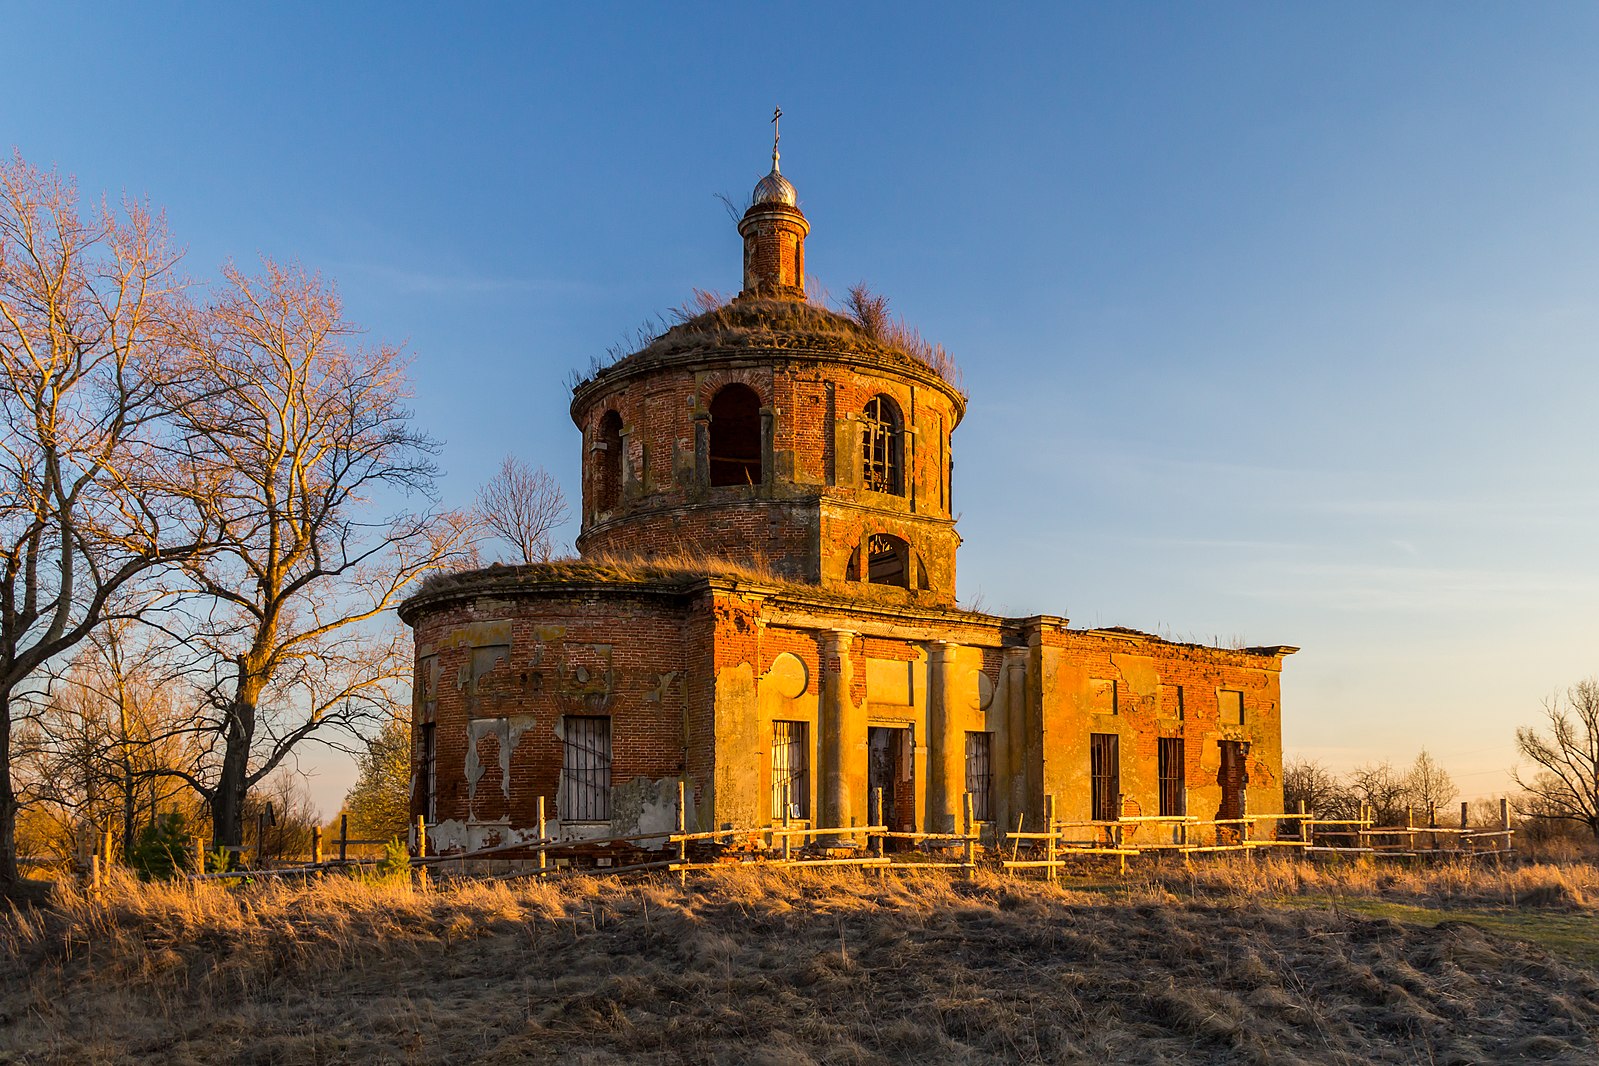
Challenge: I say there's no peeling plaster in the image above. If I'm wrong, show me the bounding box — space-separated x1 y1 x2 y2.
465 714 536 814
611 776 693 847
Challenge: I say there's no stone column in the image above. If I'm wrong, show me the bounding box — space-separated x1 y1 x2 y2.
820 630 858 842
692 412 710 493
929 641 964 834
1003 645 1030 831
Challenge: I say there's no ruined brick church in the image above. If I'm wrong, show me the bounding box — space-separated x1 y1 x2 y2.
399 139 1295 853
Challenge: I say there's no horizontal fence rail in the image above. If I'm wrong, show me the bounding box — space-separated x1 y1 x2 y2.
61 792 1516 888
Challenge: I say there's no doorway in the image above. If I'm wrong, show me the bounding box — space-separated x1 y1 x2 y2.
1217 740 1249 843
868 726 915 846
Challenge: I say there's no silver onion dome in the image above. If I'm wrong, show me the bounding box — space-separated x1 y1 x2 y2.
752 166 797 207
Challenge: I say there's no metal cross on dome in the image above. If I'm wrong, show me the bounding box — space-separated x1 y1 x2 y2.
771 106 782 169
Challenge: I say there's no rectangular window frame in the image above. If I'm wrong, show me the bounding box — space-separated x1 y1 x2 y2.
1158 736 1185 817
419 722 437 823
771 720 810 820
1219 689 1245 726
964 731 993 822
560 716 612 822
1090 732 1120 822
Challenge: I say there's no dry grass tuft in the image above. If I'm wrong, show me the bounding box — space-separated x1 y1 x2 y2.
413 549 787 599
1138 854 1599 910
4 863 1599 1063
571 288 966 399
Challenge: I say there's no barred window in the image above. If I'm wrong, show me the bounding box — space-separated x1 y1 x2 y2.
561 716 612 822
862 395 903 495
1091 733 1120 822
1158 736 1185 817
965 732 993 822
419 722 437 823
772 720 809 819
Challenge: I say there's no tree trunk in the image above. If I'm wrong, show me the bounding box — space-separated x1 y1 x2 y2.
210 697 255 852
0 691 19 890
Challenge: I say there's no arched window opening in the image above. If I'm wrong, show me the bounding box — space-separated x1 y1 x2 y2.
862 395 903 495
594 410 623 513
709 384 762 486
867 533 910 587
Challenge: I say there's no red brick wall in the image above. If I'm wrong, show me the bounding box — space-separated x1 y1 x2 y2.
409 586 699 835
572 343 964 603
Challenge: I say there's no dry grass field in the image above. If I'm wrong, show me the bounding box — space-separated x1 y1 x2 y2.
2 859 1598 1064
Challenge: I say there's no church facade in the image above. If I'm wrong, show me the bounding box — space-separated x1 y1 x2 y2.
399 149 1295 854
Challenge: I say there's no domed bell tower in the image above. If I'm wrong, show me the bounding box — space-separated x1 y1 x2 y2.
738 110 809 299
569 114 966 606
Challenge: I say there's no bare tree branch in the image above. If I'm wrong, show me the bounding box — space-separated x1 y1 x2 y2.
474 455 567 564
168 258 474 848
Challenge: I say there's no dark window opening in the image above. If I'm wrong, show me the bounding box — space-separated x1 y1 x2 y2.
965 732 993 822
1218 740 1247 822
561 716 612 822
772 720 809 819
419 722 437 823
1158 737 1185 817
709 384 762 486
862 395 904 494
1091 732 1120 822
869 726 915 845
594 410 623 513
867 533 909 587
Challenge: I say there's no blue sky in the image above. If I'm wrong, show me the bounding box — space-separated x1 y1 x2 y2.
7 3 1597 812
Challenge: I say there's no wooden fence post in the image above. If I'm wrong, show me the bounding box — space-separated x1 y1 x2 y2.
1405 806 1414 855
1114 792 1126 876
1428 805 1437 854
193 834 206 875
962 792 975 880
1045 794 1057 884
873 787 884 861
1460 800 1470 855
781 804 791 863
415 814 429 889
312 826 323 866
1500 797 1512 855
676 779 688 885
1298 799 1309 848
339 814 348 863
537 796 548 879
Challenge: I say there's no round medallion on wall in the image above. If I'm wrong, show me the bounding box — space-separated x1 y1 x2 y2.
768 652 809 699
971 670 994 711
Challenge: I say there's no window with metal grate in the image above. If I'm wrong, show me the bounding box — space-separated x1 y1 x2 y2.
561 716 612 821
1091 732 1120 822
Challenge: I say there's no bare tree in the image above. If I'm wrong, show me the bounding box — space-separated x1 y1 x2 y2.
1345 761 1414 825
15 619 197 864
1282 758 1343 816
1514 678 1599 840
474 455 568 564
0 156 201 890
1404 749 1457 814
165 259 472 850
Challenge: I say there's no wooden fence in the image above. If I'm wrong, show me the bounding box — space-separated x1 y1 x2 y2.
1001 796 1516 880
65 787 1516 888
